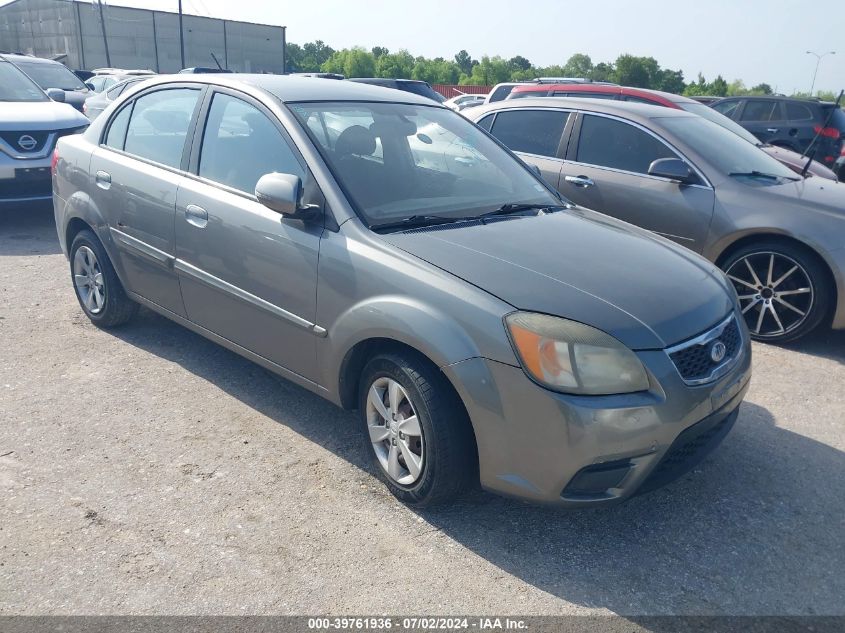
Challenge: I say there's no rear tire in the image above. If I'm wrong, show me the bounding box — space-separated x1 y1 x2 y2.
358 351 476 507
69 229 137 328
721 240 831 343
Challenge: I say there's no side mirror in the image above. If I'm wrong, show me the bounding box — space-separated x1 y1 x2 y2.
255 172 319 220
46 88 65 102
648 158 694 183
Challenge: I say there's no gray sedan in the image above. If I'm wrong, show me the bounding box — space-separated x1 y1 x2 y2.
53 75 750 506
470 99 845 343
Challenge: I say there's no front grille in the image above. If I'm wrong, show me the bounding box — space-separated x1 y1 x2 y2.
668 316 742 384
0 130 51 154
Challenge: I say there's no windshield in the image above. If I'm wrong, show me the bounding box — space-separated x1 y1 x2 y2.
658 115 797 180
679 102 762 146
16 61 86 91
290 101 561 226
0 62 48 102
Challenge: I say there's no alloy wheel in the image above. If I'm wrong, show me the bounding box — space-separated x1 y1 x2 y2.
726 251 814 339
73 245 105 315
365 377 424 485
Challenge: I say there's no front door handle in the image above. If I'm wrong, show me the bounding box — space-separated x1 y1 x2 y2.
564 175 595 188
95 170 111 190
184 204 208 229
767 128 779 134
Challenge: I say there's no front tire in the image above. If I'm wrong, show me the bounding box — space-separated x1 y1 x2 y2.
70 229 137 328
722 240 831 343
358 352 476 506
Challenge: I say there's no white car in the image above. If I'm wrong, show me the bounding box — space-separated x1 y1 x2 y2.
444 94 486 111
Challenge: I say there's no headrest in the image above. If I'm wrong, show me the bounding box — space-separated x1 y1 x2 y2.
335 125 377 157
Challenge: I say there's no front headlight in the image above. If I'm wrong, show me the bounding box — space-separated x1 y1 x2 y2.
505 312 649 395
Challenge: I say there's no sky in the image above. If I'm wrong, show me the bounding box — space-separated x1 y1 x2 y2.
2 0 842 93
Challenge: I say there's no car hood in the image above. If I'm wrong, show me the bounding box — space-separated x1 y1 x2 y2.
762 177 845 214
0 101 89 130
381 208 735 350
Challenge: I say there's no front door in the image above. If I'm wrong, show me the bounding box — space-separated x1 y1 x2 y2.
560 113 715 252
90 86 203 317
174 89 323 381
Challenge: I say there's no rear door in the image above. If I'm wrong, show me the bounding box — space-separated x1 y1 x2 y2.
560 113 715 252
174 88 324 380
737 99 787 145
480 108 572 189
89 84 204 317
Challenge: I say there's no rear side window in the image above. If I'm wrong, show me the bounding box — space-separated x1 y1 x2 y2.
198 92 304 194
509 90 545 99
489 85 515 102
785 102 815 121
576 115 676 174
554 91 616 100
489 110 570 158
123 88 200 169
712 100 740 118
740 101 782 121
104 105 132 149
623 95 659 105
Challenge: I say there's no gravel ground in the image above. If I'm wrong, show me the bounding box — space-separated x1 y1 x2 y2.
1 206 844 616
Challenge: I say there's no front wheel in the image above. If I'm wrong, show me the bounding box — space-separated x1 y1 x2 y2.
722 241 831 343
358 352 476 506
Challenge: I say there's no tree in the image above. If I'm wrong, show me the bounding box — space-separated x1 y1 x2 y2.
375 50 415 78
590 62 614 82
461 56 513 86
321 47 376 78
371 46 389 59
300 40 335 72
750 83 773 95
454 50 476 76
285 42 304 72
561 53 593 78
709 75 728 96
509 55 532 72
613 54 661 88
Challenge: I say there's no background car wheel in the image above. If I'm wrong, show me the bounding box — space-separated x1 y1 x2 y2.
722 240 831 343
70 229 138 328
358 351 476 507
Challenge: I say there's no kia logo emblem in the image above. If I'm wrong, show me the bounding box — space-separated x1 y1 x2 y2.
17 135 37 151
710 341 727 364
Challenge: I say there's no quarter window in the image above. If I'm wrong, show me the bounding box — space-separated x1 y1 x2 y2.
740 101 781 122
198 92 304 194
123 88 200 169
785 102 814 121
489 110 570 158
104 104 132 150
712 100 740 118
476 114 495 132
576 115 676 174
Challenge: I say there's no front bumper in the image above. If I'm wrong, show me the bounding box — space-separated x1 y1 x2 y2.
0 153 52 205
443 325 751 507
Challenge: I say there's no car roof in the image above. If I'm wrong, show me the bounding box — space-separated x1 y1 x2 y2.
133 74 440 105
510 82 695 104
471 96 698 122
2 53 62 65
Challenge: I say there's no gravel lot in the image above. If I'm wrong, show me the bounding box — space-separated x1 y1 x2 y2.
1 206 844 616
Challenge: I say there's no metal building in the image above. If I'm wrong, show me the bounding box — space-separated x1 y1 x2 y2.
0 0 286 73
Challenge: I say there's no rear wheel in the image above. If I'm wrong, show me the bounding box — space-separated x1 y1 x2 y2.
722 241 831 343
70 229 137 328
358 352 476 506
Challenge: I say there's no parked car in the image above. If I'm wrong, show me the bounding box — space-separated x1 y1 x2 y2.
470 98 845 342
485 79 619 105
0 56 88 207
347 77 445 103
711 96 845 171
85 69 155 93
507 82 838 180
82 76 151 120
53 75 750 507
444 94 486 111
5 53 91 112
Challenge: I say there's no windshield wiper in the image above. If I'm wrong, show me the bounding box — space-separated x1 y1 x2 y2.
369 215 466 233
729 170 797 181
477 202 570 220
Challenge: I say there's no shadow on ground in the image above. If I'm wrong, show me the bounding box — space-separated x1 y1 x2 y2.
0 204 62 256
109 307 845 616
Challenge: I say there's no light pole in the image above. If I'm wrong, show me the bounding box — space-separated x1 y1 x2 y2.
806 50 835 95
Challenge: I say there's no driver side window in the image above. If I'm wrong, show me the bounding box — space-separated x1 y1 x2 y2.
576 115 676 175
198 92 305 194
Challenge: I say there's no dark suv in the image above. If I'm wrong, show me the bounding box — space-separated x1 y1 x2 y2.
712 96 845 171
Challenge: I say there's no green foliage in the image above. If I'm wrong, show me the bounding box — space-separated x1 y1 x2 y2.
286 40 825 100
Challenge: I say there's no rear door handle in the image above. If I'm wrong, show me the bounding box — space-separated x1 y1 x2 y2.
95 170 111 189
767 128 779 134
564 175 595 188
184 204 208 229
